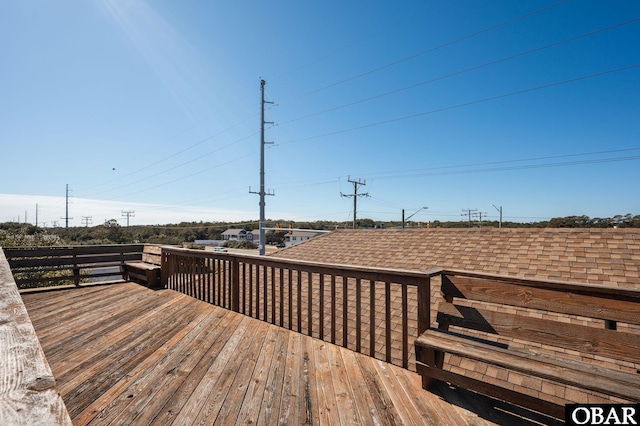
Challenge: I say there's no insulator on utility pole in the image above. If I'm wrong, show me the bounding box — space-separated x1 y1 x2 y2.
250 79 275 255
340 177 368 229
121 210 135 227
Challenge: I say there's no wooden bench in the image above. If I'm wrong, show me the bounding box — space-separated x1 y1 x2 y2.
123 245 161 288
415 270 640 420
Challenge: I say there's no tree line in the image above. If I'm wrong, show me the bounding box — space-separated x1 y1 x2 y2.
1 213 638 247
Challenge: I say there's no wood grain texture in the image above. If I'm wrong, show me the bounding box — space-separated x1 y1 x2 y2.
20 282 526 425
0 250 71 425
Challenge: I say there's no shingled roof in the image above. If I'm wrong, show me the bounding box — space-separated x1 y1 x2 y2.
271 228 640 288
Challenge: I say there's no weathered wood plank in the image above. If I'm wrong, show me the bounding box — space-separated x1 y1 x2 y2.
444 274 640 324
201 320 270 425
256 326 289 425
21 280 525 425
74 303 222 425
437 301 640 363
339 347 386 425
0 250 71 425
326 343 367 425
94 303 232 425
231 324 280 426
312 340 341 425
277 330 302 425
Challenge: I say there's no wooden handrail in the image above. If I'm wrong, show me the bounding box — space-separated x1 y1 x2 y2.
0 249 72 424
4 244 146 289
161 247 431 369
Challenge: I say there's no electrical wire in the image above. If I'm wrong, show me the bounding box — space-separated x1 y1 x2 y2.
277 17 640 127
277 0 569 105
278 63 640 146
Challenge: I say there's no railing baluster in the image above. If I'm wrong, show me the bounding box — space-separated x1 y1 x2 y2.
297 270 302 333
402 283 408 369
279 268 284 327
370 279 375 357
343 275 348 348
263 265 268 322
271 267 276 324
158 247 432 372
249 263 254 317
319 273 324 340
385 281 391 363
356 278 361 353
331 275 336 344
288 269 293 330
307 271 313 337
255 265 260 319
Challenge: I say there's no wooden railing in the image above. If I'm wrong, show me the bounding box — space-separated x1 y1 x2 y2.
4 244 145 289
162 247 435 369
0 249 72 424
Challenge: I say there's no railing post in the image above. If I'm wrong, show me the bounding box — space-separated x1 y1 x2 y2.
160 247 168 289
231 256 240 312
72 253 80 286
418 269 439 335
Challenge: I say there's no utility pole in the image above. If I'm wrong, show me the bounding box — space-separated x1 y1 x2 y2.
402 206 428 229
122 210 135 227
250 79 275 255
62 184 73 228
81 216 93 227
35 203 38 228
341 177 368 229
462 208 477 228
492 204 503 228
474 211 488 228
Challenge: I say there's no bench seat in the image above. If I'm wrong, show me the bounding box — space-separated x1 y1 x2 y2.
415 270 640 421
416 329 640 418
124 261 160 287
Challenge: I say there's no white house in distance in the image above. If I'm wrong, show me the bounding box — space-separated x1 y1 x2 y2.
221 229 255 242
284 230 327 247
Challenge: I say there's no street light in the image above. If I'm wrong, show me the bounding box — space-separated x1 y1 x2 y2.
491 204 503 228
402 206 428 228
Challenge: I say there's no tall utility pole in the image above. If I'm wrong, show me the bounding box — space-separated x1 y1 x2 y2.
81 216 93 227
492 204 503 228
122 210 135 227
341 177 368 229
250 79 274 255
462 208 477 228
62 184 73 228
35 204 38 228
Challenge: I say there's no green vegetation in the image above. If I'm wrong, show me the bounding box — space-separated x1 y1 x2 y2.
1 213 638 248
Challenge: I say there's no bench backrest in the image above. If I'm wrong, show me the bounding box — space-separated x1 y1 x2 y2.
436 271 640 365
141 245 162 266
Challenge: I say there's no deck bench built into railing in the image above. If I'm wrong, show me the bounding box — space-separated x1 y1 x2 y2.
414 270 640 419
2 243 639 422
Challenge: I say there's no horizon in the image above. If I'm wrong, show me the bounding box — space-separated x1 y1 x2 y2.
2 1 639 225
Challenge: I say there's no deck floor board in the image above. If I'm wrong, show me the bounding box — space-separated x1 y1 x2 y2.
21 283 552 425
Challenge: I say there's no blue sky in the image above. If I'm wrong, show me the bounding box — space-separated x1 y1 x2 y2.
2 0 639 226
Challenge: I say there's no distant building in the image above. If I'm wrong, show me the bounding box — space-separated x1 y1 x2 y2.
221 229 254 242
285 230 325 247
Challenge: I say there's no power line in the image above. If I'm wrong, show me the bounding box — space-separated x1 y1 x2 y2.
462 209 478 228
278 17 640 127
122 210 135 227
340 177 369 229
279 63 640 147
277 0 569 106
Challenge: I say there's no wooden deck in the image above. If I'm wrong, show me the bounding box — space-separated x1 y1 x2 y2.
21 283 559 425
